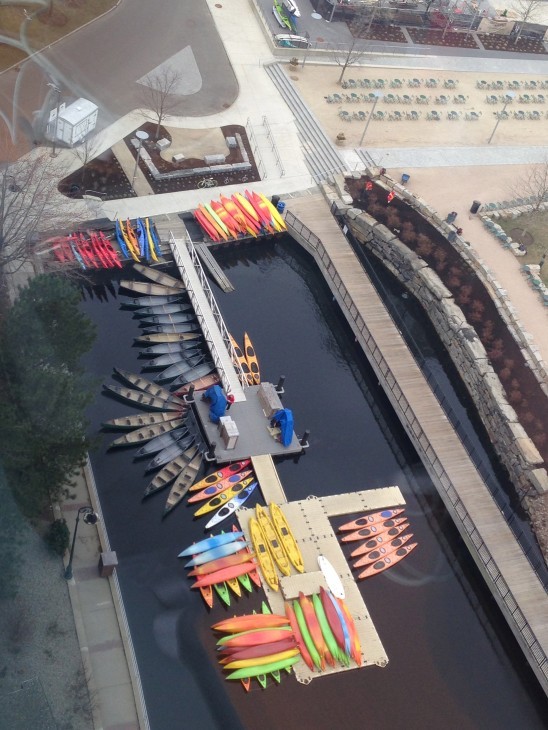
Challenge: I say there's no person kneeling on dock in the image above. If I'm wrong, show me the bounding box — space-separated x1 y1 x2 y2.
202 384 227 423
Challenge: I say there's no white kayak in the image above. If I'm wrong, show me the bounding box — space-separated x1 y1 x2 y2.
318 555 345 600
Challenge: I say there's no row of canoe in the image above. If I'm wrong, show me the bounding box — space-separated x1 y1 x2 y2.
115 218 161 263
338 508 418 580
194 190 286 242
52 231 122 270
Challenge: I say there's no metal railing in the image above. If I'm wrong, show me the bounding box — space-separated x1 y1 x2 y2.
85 456 151 730
245 118 266 180
169 229 249 391
262 115 285 177
285 208 548 687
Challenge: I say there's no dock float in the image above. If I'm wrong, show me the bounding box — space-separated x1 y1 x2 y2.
194 243 234 293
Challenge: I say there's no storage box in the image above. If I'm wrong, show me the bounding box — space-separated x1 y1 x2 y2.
258 382 282 419
220 418 239 450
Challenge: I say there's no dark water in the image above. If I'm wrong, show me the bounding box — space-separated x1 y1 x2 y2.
80 238 547 730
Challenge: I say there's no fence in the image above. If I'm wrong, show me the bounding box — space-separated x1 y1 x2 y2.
285 208 548 688
245 118 266 180
262 115 285 177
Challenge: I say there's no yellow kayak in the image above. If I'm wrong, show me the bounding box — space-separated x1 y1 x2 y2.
223 647 299 670
249 517 279 591
258 193 286 231
256 505 291 576
194 477 255 517
269 502 305 573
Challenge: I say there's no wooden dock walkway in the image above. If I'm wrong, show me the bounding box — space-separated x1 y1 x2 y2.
238 485 405 682
194 243 234 293
285 194 548 694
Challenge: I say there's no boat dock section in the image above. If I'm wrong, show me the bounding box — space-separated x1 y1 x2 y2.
194 243 235 293
251 454 286 503
285 193 548 694
237 485 405 683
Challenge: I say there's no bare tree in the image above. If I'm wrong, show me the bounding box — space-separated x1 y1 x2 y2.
511 158 548 212
72 133 102 189
512 0 544 43
0 152 70 282
139 67 184 140
335 3 384 84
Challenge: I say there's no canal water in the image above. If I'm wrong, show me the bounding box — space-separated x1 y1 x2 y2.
80 237 547 730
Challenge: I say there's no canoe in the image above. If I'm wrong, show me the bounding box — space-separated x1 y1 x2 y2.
194 477 255 517
233 524 261 588
144 349 201 369
204 482 258 530
135 332 202 344
142 323 201 334
292 599 323 671
119 280 184 297
219 637 296 662
139 313 196 326
269 502 304 573
212 613 288 633
340 518 409 543
179 531 245 558
223 648 299 670
121 295 185 308
338 508 406 532
146 434 195 471
133 262 185 290
217 626 293 648
102 411 182 430
187 470 253 504
225 656 299 680
243 332 260 385
319 586 351 657
174 372 220 394
103 384 182 412
113 368 185 405
249 517 278 590
357 543 418 580
155 354 205 383
184 540 251 568
143 445 199 498
141 342 202 356
337 598 362 666
134 303 192 317
299 592 333 667
189 460 251 492
256 505 291 576
318 555 345 600
171 362 216 388
284 601 315 671
312 593 344 665
353 533 413 568
350 526 412 558
163 451 203 516
191 560 257 588
134 427 189 457
187 550 254 577
108 418 185 447
229 334 252 385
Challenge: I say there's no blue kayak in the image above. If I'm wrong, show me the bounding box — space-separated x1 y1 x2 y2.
205 482 258 531
183 539 249 567
178 530 245 558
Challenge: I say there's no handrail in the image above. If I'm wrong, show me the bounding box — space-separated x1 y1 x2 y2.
262 115 285 177
284 208 548 686
245 118 266 180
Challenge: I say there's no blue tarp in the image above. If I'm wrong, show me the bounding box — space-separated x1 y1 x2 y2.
271 408 294 447
204 384 227 423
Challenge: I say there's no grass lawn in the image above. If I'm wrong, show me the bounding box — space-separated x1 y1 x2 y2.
0 0 117 72
498 211 548 286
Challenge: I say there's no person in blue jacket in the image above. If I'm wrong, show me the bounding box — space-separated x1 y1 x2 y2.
202 384 227 423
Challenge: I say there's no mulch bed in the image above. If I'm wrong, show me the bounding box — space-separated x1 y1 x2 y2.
352 23 408 43
406 27 479 48
347 176 548 467
59 149 136 201
478 33 548 55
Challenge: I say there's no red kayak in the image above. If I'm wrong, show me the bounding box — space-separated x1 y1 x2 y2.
338 508 405 532
217 627 293 649
218 637 296 663
194 208 220 242
188 460 250 492
353 533 413 568
192 560 257 588
340 518 408 543
357 543 418 580
212 613 289 633
350 523 410 557
187 550 253 577
99 231 122 268
187 470 253 504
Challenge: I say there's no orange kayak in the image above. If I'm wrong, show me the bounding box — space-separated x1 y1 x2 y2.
244 189 275 232
285 601 314 671
220 194 260 235
211 200 243 237
338 508 405 532
187 470 253 504
192 561 257 588
337 599 362 667
353 533 413 568
340 518 408 543
233 523 262 588
219 636 296 663
189 460 250 492
350 526 410 558
299 591 334 668
198 204 229 242
357 543 418 580
213 613 289 633
188 550 254 577
217 627 293 648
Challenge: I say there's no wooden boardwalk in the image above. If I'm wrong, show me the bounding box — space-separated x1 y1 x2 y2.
286 194 548 694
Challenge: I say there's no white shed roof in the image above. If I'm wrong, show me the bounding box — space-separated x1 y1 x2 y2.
59 98 98 125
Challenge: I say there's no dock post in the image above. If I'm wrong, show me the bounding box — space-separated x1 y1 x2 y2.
300 430 310 450
204 441 217 462
183 385 195 403
275 375 286 394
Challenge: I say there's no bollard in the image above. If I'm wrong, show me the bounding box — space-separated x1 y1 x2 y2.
184 385 195 403
275 375 286 394
205 441 217 462
300 430 310 449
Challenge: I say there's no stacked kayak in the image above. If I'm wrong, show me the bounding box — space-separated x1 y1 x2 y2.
193 190 286 242
249 502 305 591
229 332 260 386
115 217 161 263
191 461 259 530
51 230 123 270
179 528 260 607
338 508 418 580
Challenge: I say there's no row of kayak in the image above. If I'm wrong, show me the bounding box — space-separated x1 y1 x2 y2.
115 217 161 263
194 190 286 242
230 333 260 387
338 508 418 580
52 231 122 270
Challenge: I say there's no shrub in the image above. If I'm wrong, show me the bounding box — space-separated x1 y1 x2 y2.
385 207 401 230
45 518 70 556
416 234 434 257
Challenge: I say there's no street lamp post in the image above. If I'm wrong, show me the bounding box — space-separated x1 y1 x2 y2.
327 0 338 23
46 82 62 158
487 92 515 144
64 506 99 580
132 130 149 188
359 92 382 147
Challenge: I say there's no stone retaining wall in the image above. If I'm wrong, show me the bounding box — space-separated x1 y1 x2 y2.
328 174 548 496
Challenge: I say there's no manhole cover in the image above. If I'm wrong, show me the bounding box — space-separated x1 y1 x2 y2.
510 228 534 246
311 12 322 19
